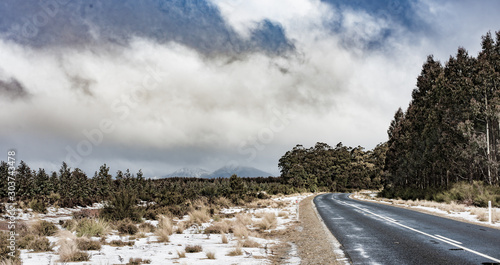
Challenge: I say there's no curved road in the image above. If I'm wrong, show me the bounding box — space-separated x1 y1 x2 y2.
314 193 500 265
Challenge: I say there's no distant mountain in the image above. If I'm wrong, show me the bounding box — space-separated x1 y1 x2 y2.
163 166 274 179
164 167 210 178
208 166 274 178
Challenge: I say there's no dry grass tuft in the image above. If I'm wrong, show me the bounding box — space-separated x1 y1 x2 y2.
175 221 186 234
205 251 216 259
57 238 90 262
214 197 232 208
177 250 186 258
75 218 110 237
256 212 277 230
240 239 261 248
205 221 230 234
155 215 173 242
227 247 243 256
235 213 253 226
185 245 202 253
232 223 249 238
221 233 228 244
188 208 211 225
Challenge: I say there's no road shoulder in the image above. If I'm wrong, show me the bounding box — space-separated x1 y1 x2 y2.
290 194 349 265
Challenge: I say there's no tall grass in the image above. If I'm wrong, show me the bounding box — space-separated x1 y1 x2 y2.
57 238 90 262
188 208 211 225
75 218 110 237
155 215 173 242
256 213 277 230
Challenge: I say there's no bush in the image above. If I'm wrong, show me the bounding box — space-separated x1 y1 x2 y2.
27 236 53 252
0 231 20 264
61 219 77 231
32 220 58 236
28 199 47 214
436 181 500 207
108 240 135 247
126 258 152 265
117 219 138 235
100 190 143 222
75 238 101 251
138 222 156 233
185 245 202 253
75 218 110 237
73 209 99 220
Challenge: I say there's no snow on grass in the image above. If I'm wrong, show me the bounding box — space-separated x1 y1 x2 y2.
353 192 500 227
11 194 308 265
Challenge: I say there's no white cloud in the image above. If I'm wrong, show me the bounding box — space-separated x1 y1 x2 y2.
1 0 499 176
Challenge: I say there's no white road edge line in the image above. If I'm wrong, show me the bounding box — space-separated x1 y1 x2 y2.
342 199 500 263
434 234 462 245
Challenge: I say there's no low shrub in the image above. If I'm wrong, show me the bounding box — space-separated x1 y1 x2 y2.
28 199 47 214
72 209 99 220
126 258 152 265
108 240 135 247
185 245 202 253
27 236 53 252
117 219 138 235
0 231 20 264
32 220 58 236
18 234 36 249
138 222 156 233
61 219 77 231
100 190 143 222
75 237 101 251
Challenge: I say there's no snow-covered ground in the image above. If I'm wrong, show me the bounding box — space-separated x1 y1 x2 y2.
352 192 500 228
3 194 308 265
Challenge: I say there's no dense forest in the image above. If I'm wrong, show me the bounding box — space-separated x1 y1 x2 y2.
278 142 386 191
382 31 500 201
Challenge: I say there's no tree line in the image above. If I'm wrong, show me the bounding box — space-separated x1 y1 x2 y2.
382 31 500 199
0 161 296 215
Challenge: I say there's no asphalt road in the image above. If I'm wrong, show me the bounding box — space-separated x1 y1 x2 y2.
314 193 500 265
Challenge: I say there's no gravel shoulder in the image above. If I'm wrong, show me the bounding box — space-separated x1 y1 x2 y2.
274 194 349 265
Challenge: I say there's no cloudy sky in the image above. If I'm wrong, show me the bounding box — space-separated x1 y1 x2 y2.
0 0 499 177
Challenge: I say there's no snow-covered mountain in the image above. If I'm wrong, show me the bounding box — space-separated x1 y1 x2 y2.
164 167 210 178
164 166 274 179
208 166 274 178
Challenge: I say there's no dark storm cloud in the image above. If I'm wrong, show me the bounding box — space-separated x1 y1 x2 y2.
0 0 294 55
0 77 29 99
